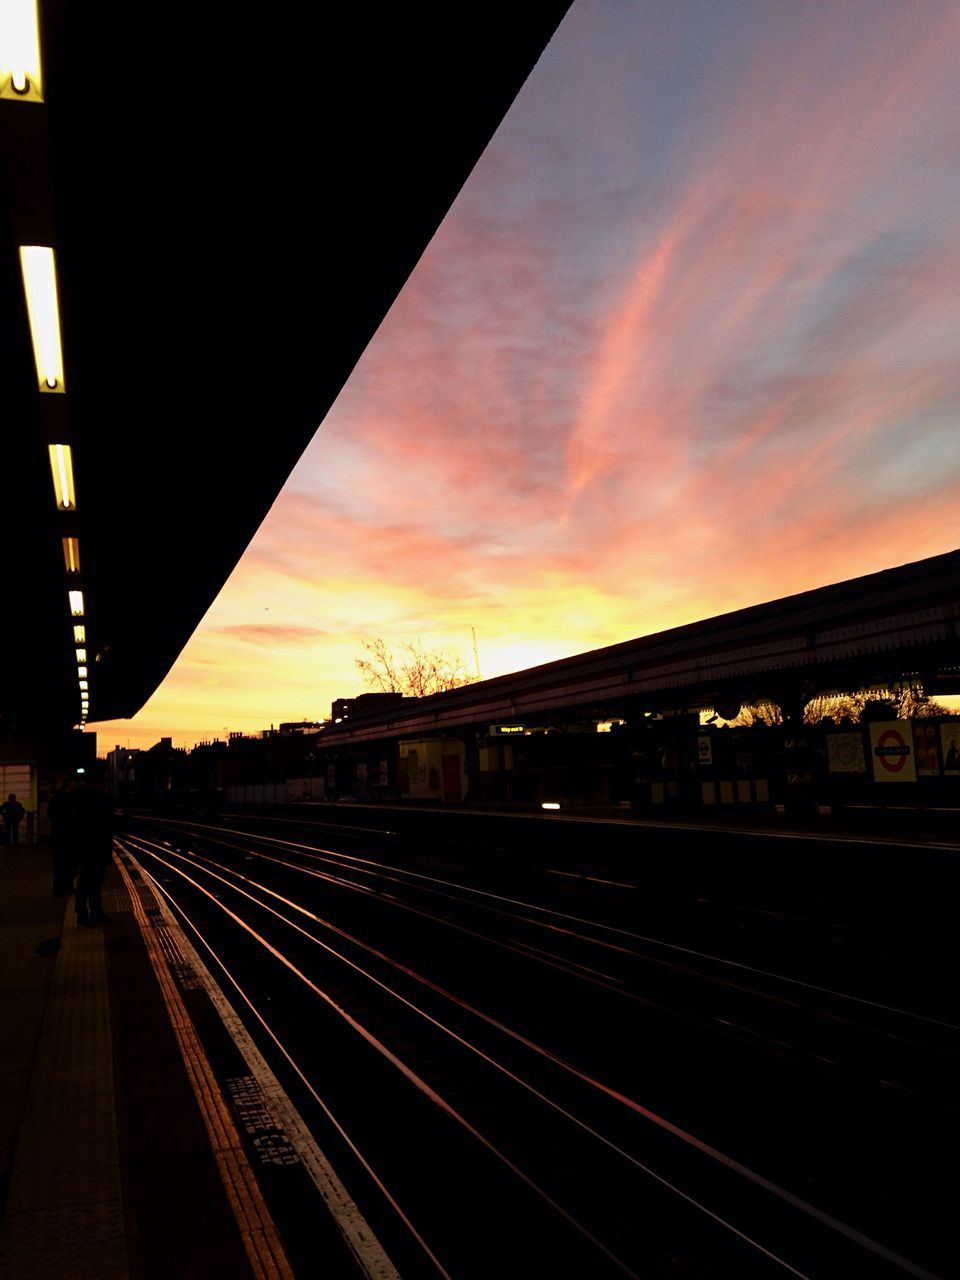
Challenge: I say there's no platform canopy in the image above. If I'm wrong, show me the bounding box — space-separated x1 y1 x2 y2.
319 548 960 743
0 1 572 734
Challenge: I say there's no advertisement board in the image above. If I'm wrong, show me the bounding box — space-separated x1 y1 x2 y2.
913 722 940 777
826 733 865 774
941 724 960 775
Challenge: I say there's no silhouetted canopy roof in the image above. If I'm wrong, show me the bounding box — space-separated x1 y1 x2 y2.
321 548 960 741
1 2 571 733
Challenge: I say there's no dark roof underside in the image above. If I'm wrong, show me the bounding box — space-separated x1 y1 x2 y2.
1 2 572 733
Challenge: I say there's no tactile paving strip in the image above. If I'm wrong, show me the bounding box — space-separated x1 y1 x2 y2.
115 854 294 1280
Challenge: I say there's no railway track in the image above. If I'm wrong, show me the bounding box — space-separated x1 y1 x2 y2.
115 813 959 1279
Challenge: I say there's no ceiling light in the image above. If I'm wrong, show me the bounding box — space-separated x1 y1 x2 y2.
68 589 84 616
48 444 76 509
77 665 88 678
73 624 86 644
62 537 81 573
20 247 64 391
78 679 88 691
0 1 43 102
76 647 87 663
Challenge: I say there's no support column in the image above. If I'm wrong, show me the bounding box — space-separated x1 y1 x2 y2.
780 688 818 819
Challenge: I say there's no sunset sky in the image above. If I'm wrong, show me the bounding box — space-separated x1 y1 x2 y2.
96 0 960 751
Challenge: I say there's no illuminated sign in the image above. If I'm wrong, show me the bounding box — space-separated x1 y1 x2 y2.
489 724 525 736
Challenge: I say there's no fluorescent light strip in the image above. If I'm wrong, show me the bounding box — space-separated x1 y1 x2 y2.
20 247 64 391
73 625 86 644
0 0 43 101
78 679 88 691
76 648 87 663
77 665 87 678
48 444 76 509
62 537 81 573
68 589 84 616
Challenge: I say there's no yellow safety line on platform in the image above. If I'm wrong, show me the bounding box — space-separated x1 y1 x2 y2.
114 852 295 1280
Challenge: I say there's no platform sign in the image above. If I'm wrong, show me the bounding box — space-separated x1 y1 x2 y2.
826 732 865 774
913 722 940 776
868 721 917 783
941 724 960 775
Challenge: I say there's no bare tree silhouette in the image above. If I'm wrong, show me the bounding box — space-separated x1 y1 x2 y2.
355 638 478 698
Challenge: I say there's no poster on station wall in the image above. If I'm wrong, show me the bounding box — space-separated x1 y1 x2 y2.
941 724 960 775
913 722 941 776
826 733 866 774
868 721 917 783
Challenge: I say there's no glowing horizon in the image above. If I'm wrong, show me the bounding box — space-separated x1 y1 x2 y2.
93 0 960 753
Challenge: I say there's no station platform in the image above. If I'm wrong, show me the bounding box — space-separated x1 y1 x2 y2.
0 841 290 1280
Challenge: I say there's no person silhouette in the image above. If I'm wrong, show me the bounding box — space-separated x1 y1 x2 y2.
70 782 114 926
1 794 26 846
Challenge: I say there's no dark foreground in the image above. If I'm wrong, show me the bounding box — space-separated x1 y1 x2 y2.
115 808 959 1280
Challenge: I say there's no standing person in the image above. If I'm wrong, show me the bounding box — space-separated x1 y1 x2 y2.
47 783 75 895
71 782 113 926
1 794 26 845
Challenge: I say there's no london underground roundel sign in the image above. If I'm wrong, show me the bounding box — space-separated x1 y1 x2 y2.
869 721 917 782
876 727 909 772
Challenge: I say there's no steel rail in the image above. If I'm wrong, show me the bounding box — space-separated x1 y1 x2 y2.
119 836 646 1280
139 814 960 1033
122 830 944 1280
